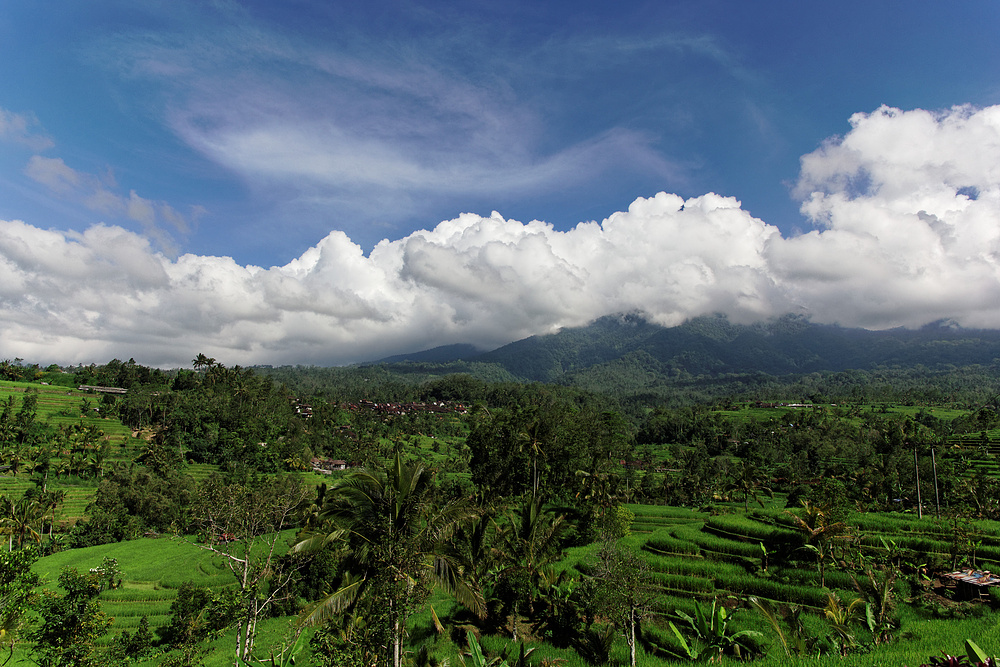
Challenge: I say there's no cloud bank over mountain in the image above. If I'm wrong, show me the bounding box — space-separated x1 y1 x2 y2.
3 104 1000 367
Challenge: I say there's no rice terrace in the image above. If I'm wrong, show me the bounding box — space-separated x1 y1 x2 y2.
2 351 1000 667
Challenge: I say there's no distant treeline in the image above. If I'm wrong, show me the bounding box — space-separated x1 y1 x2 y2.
253 361 1000 416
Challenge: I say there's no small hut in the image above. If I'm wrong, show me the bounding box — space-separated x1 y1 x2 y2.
941 569 1000 601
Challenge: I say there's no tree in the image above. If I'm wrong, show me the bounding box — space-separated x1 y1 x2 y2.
467 408 534 499
582 541 656 667
29 567 112 667
726 460 772 512
575 454 631 543
0 547 40 663
785 500 850 588
157 580 234 666
185 474 312 665
293 451 484 667
70 465 193 547
191 354 216 373
0 360 23 382
40 489 65 541
491 495 569 640
109 614 155 662
0 495 45 551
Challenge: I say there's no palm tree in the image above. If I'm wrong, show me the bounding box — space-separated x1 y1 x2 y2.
293 451 483 667
726 460 773 511
26 447 53 492
491 495 568 640
39 489 66 540
0 495 45 551
191 353 216 372
785 500 850 588
3 444 26 477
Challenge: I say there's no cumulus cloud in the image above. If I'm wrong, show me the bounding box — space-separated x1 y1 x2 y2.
4 103 1000 367
779 104 1000 328
0 192 783 367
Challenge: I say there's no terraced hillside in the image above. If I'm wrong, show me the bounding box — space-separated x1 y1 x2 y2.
18 532 301 666
1 381 157 524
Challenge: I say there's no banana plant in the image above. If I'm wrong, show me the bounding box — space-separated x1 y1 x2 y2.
966 639 997 665
823 591 864 655
459 630 537 667
669 599 762 661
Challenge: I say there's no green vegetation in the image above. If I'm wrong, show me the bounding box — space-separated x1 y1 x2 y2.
6 351 1000 666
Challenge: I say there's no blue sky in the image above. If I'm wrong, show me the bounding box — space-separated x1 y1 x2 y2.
2 1 1000 366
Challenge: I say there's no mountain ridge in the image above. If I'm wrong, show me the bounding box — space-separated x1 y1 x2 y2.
371 314 1000 384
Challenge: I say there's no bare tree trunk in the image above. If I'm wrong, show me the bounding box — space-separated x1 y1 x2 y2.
628 608 637 667
247 604 258 659
932 448 941 519
234 620 246 667
393 615 402 667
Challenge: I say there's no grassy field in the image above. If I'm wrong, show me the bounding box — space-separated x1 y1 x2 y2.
10 530 306 666
8 493 1000 665
1 379 198 524
714 402 973 426
0 380 136 439
409 501 1000 667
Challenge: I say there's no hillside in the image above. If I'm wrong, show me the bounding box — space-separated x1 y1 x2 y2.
470 314 1000 381
365 314 1000 398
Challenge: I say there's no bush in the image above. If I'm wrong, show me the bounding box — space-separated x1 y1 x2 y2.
110 615 156 661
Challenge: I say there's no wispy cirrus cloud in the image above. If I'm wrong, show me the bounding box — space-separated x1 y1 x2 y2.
0 108 53 151
92 9 689 230
23 156 202 257
0 102 200 257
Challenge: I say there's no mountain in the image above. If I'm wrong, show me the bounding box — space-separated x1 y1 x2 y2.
378 314 1000 385
375 343 484 364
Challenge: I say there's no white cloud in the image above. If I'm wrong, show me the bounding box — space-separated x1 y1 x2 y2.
5 103 1000 367
0 194 784 366
0 108 53 151
780 104 1000 328
24 156 81 194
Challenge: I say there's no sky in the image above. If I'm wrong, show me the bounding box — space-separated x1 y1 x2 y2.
2 0 1000 368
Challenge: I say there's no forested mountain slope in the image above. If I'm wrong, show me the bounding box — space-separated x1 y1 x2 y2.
469 314 1000 382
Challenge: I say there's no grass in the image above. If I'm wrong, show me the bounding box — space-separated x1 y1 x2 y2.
704 513 802 544
589 503 1000 666
645 529 702 556
32 536 238 591
11 530 309 664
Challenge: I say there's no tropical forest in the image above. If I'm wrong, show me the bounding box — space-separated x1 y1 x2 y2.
4 317 1000 667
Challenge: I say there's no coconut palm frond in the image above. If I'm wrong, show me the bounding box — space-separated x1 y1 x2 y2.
291 528 348 554
432 555 486 618
299 574 365 627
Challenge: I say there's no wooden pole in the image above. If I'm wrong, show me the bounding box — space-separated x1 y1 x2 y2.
914 448 923 519
932 447 941 520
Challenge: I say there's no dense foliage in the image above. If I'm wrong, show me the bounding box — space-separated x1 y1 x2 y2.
6 341 1000 666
